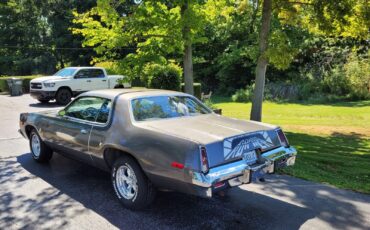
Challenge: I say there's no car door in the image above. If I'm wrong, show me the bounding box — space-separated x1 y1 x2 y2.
89 69 108 90
74 69 107 91
74 69 94 91
44 97 107 164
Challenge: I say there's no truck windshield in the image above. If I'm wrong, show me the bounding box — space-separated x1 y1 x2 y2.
53 68 77 77
131 96 212 121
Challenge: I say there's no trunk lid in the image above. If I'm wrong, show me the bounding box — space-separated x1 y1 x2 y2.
143 114 282 167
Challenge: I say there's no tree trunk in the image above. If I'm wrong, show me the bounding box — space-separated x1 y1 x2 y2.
183 42 194 95
250 0 272 121
181 1 194 95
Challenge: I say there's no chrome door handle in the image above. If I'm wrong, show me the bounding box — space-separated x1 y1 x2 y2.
80 129 88 134
102 79 107 82
86 80 91 82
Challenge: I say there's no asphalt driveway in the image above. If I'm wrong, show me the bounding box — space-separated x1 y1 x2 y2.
0 94 369 230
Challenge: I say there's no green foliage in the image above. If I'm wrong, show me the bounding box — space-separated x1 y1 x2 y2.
203 99 216 109
231 84 254 102
344 51 370 99
181 82 202 99
322 66 350 96
94 62 120 75
265 82 299 101
73 0 208 80
145 63 182 91
0 0 95 75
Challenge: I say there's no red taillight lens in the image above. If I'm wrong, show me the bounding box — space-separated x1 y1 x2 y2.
277 129 289 147
200 147 209 174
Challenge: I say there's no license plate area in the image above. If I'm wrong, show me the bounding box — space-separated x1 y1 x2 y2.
243 150 258 164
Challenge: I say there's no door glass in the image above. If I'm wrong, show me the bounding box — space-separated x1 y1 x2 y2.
74 69 91 79
90 69 105 78
65 97 106 122
96 100 112 123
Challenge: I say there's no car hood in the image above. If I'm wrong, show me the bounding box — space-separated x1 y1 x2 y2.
31 76 70 83
143 114 278 145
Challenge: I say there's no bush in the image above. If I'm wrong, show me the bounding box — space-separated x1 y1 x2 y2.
181 83 202 99
95 61 120 75
345 52 370 99
145 63 182 91
265 82 299 101
231 84 254 102
322 66 351 96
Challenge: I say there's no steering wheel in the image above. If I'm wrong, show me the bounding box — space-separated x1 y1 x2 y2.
82 107 98 120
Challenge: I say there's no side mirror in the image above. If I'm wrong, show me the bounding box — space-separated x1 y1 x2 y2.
58 109 66 116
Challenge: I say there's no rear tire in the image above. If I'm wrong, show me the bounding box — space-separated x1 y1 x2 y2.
112 156 156 210
55 88 72 105
29 129 53 163
38 99 49 104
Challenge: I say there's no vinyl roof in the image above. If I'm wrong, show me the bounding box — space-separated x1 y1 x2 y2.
80 88 188 100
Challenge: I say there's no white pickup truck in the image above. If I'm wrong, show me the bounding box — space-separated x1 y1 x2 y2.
30 67 131 105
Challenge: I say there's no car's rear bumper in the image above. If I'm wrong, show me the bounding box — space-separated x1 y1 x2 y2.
30 90 56 100
190 146 297 198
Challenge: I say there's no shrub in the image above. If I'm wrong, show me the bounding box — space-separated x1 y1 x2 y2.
181 83 202 99
265 82 299 101
231 84 254 102
95 61 120 75
344 52 370 99
145 63 182 91
322 66 351 96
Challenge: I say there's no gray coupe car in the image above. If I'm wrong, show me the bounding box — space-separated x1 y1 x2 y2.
19 89 297 209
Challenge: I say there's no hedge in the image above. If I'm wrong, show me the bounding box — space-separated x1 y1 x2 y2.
0 76 39 93
181 82 202 99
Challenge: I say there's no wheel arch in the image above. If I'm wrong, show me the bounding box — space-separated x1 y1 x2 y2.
103 147 143 171
25 125 37 139
56 86 73 94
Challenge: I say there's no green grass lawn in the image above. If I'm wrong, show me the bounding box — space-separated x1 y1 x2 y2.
213 97 370 193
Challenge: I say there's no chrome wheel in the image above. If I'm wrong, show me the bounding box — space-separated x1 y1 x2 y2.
31 134 41 157
116 165 138 200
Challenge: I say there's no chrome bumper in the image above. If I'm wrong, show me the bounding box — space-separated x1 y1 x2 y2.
191 146 297 197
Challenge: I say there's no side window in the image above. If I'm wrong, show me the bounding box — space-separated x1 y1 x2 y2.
96 100 112 123
74 69 91 79
65 97 109 122
91 69 105 78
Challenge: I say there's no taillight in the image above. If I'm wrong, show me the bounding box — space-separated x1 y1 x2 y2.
200 146 209 174
277 129 289 147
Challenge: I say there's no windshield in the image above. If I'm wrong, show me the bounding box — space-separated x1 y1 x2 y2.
131 96 212 121
53 68 77 77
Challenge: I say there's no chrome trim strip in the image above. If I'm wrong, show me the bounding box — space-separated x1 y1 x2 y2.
191 146 297 188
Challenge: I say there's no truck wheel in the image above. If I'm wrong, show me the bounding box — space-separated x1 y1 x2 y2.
29 129 53 163
38 99 49 104
112 156 156 210
56 88 72 105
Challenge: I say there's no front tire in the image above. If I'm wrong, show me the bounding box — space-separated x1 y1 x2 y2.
29 130 53 163
112 156 156 210
55 88 72 105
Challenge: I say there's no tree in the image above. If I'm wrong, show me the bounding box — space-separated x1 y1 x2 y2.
0 0 96 75
250 0 370 121
73 0 207 94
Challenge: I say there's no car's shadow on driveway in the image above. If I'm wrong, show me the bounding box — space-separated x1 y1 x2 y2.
3 153 316 229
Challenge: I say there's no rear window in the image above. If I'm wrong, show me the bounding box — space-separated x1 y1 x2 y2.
131 96 211 121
